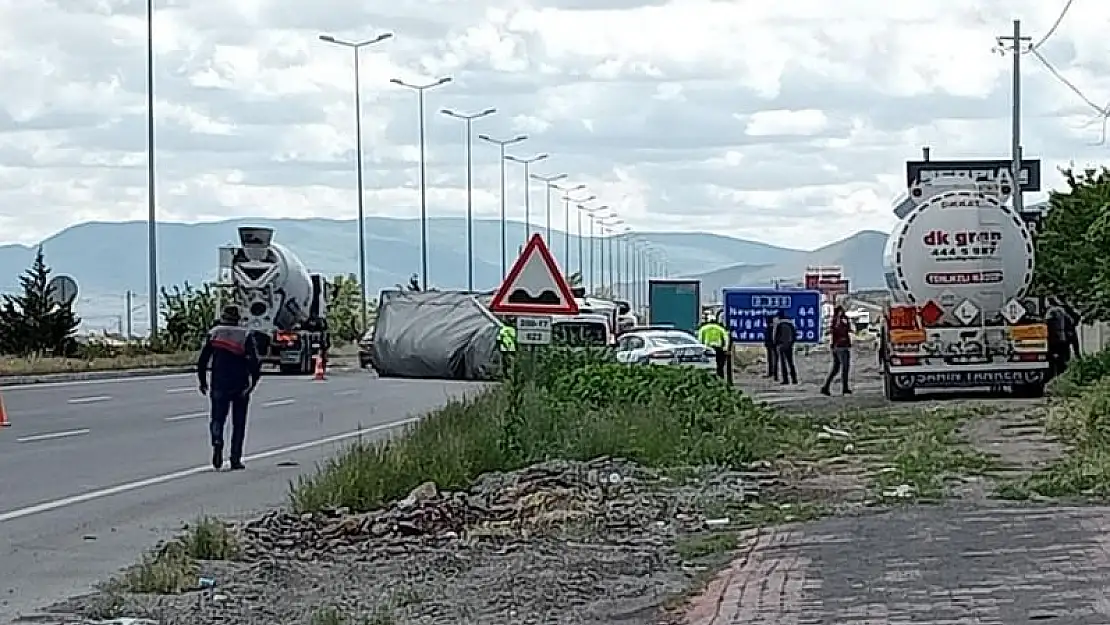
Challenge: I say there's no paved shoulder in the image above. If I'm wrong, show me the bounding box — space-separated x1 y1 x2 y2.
684 505 1110 624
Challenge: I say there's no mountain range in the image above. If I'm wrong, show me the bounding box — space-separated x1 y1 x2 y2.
0 218 889 332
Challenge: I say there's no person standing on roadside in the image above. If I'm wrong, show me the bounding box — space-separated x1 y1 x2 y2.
1046 298 1080 378
821 305 853 395
763 311 779 381
197 306 262 471
773 310 798 385
697 314 731 378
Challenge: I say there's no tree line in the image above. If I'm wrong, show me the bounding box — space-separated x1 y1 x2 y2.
1031 166 1110 321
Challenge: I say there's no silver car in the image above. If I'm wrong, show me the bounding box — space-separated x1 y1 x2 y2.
614 329 715 369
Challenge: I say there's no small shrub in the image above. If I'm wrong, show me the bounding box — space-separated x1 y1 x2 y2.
107 540 197 594
291 350 801 514
1051 349 1110 396
181 516 239 560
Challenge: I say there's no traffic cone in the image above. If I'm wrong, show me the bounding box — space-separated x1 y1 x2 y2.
313 354 326 381
0 394 10 427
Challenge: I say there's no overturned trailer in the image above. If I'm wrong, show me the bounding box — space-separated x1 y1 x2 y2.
371 290 501 380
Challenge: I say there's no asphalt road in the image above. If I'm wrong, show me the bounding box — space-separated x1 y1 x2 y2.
0 369 485 620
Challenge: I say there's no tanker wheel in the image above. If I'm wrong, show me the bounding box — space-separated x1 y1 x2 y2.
883 371 913 402
1012 382 1045 399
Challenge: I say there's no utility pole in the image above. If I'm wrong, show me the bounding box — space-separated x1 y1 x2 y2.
998 19 1031 214
125 290 133 339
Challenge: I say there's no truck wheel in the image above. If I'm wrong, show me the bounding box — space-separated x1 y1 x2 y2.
1012 382 1045 399
883 371 912 402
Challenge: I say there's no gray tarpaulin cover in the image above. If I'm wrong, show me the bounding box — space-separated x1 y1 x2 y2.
372 290 500 380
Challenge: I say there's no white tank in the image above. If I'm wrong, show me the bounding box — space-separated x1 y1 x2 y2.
231 227 321 333
882 182 1034 316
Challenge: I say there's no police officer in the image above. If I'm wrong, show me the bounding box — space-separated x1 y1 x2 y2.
197 306 262 470
697 314 730 378
763 311 779 381
497 321 517 372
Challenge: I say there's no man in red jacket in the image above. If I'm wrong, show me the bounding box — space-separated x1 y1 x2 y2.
821 306 852 396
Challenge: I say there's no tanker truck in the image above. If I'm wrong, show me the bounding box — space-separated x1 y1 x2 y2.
878 172 1050 401
217 226 330 375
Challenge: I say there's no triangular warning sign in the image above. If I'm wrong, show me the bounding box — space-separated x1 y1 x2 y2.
490 234 579 315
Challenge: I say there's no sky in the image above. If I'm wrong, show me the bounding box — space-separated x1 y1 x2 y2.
0 0 1108 251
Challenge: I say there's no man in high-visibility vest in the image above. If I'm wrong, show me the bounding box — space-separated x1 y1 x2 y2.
697 315 730 378
497 323 517 372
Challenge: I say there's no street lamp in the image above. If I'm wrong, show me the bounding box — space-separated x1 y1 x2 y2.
390 75 452 291
441 107 496 292
504 153 548 241
530 172 567 243
477 134 527 279
319 31 394 331
599 216 623 295
580 204 608 294
622 227 634 307
146 0 157 338
553 184 588 272
573 198 596 279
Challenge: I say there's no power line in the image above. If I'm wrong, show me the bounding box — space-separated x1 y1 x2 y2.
1031 0 1076 50
1029 47 1107 116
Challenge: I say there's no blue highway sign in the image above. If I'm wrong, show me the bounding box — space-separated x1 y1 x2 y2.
723 288 823 345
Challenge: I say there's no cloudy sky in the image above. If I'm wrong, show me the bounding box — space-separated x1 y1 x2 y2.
0 0 1107 251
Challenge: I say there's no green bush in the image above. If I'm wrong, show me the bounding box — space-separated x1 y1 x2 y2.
290 350 794 514
1052 348 1110 396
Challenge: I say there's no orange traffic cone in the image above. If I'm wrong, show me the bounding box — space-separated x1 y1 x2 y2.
0 394 10 427
313 354 326 381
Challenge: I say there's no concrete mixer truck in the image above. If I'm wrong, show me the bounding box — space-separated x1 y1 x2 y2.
878 172 1050 401
217 226 330 375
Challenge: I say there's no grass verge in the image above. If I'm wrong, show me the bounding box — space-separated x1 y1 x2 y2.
1000 375 1110 499
0 351 196 376
100 516 238 595
290 348 807 513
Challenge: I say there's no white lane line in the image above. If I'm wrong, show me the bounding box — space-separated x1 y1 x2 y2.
67 395 112 404
1 373 193 392
262 398 296 408
335 389 360 396
165 387 195 394
0 418 418 523
165 411 209 422
17 428 91 443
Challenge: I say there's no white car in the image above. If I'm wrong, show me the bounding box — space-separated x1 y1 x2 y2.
615 329 715 369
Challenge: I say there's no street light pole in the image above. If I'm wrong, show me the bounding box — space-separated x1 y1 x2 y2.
441 108 496 291
554 185 589 272
505 154 548 241
530 172 567 243
601 217 622 295
146 0 158 339
390 76 452 291
478 134 527 279
320 32 393 331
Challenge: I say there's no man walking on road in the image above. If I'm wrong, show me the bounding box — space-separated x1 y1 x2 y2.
773 310 798 385
763 311 779 381
697 314 731 378
821 305 853 395
197 306 262 471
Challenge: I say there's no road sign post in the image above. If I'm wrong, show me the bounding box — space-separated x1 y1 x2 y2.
723 288 823 345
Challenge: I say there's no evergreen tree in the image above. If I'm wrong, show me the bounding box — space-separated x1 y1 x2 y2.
0 247 80 356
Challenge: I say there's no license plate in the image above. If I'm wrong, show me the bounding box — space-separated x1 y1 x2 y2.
678 348 706 363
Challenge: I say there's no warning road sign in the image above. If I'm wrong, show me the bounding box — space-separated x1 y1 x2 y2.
490 234 579 315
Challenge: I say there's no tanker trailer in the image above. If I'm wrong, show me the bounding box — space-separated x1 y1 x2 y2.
220 226 330 375
879 173 1049 401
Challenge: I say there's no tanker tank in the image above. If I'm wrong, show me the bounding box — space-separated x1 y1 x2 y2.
881 182 1035 318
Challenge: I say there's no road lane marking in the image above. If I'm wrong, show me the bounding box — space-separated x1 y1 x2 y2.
335 389 360 396
1 373 194 391
67 395 112 404
0 418 418 523
165 387 195 394
17 428 91 443
262 398 296 408
165 411 209 422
